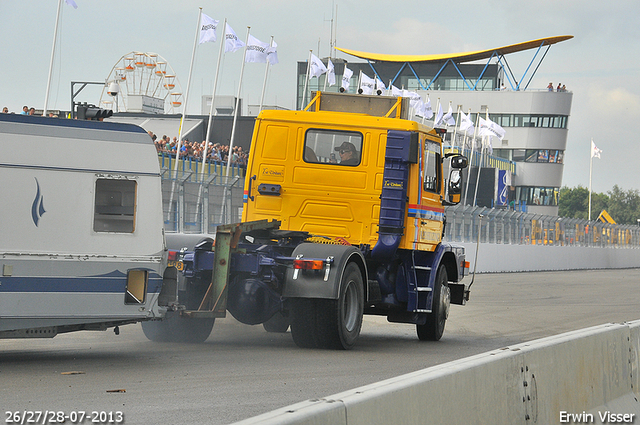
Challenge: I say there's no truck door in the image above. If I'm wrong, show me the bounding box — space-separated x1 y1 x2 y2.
415 136 444 250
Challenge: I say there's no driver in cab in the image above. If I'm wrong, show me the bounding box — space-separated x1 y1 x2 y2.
334 142 359 165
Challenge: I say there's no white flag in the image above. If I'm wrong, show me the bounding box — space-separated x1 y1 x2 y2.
403 91 422 116
443 104 455 126
199 14 218 44
225 23 245 53
391 85 402 97
65 0 78 8
479 117 506 140
266 40 278 65
309 54 327 78
591 139 602 159
483 136 494 155
376 78 386 91
341 66 353 91
434 103 444 127
326 58 336 86
422 97 433 119
360 72 375 95
459 111 474 136
245 34 269 63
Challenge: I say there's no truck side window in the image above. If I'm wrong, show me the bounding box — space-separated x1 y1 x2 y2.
423 140 441 193
303 129 363 166
94 178 137 233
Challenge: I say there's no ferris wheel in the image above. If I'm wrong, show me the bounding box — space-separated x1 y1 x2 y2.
100 51 184 114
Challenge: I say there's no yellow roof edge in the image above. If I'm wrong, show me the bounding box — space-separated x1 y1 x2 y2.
335 35 574 63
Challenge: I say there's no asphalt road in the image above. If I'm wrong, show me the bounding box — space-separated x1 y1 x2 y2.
1 269 639 424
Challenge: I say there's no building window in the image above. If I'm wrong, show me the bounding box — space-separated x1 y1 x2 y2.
94 178 137 233
303 129 363 166
474 113 568 129
516 186 559 206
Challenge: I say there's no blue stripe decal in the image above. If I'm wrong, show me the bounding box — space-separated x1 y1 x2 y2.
0 270 163 294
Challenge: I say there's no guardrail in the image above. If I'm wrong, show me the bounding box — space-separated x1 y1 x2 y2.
445 205 640 248
232 321 640 425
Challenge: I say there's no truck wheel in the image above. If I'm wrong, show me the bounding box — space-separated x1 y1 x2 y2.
290 262 364 350
141 311 214 343
262 311 289 333
416 264 450 341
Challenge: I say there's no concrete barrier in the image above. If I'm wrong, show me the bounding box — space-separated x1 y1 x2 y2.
461 243 640 273
233 321 640 425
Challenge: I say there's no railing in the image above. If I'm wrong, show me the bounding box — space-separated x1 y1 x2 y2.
444 205 640 248
158 152 246 181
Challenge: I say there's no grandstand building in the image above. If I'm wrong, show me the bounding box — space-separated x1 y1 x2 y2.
297 36 573 216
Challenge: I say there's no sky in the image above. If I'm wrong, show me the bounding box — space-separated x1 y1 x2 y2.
1 0 639 194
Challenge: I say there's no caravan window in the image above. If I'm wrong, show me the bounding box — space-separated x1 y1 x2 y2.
94 179 137 233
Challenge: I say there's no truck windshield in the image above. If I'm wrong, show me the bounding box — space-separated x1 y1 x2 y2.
303 129 363 166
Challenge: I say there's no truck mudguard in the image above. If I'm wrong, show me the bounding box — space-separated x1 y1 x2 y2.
283 242 367 300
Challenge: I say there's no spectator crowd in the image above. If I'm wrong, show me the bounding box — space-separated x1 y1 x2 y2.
150 132 248 167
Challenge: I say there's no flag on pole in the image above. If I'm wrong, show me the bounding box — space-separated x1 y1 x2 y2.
199 14 219 44
266 40 278 65
309 54 327 78
225 23 245 53
245 34 270 63
443 104 455 126
341 66 353 91
391 85 402 97
422 97 433 119
434 103 444 127
479 117 506 140
360 72 375 94
65 0 78 8
376 78 386 92
326 58 336 86
459 111 474 136
591 139 602 159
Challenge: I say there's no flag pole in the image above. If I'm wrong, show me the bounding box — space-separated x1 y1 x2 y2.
226 26 251 178
218 26 250 224
588 138 593 221
44 0 64 117
259 36 274 112
301 50 312 109
464 112 481 206
451 104 461 152
167 7 202 226
472 108 490 207
196 17 226 231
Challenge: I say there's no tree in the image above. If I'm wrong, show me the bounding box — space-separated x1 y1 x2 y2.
558 185 608 220
606 185 640 225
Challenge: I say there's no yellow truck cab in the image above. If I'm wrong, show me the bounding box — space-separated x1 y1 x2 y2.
175 92 470 349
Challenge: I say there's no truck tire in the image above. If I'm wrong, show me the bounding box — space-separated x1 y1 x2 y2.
141 311 214 343
416 264 450 341
290 262 364 350
262 311 290 333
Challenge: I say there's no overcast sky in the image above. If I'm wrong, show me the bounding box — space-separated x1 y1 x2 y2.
2 0 639 194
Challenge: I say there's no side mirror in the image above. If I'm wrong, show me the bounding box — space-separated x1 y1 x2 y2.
450 155 468 169
446 169 463 204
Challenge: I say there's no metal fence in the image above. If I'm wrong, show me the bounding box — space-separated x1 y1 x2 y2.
161 160 245 234
444 205 640 248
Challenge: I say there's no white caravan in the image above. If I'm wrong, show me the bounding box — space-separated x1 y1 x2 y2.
0 113 172 338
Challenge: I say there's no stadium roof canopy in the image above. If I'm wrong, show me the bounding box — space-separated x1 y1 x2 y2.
334 35 573 91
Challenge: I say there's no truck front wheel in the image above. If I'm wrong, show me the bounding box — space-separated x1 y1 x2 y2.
290 262 364 350
416 264 450 341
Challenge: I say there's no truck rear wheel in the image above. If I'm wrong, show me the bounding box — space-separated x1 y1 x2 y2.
141 311 214 343
290 262 364 350
416 264 450 341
